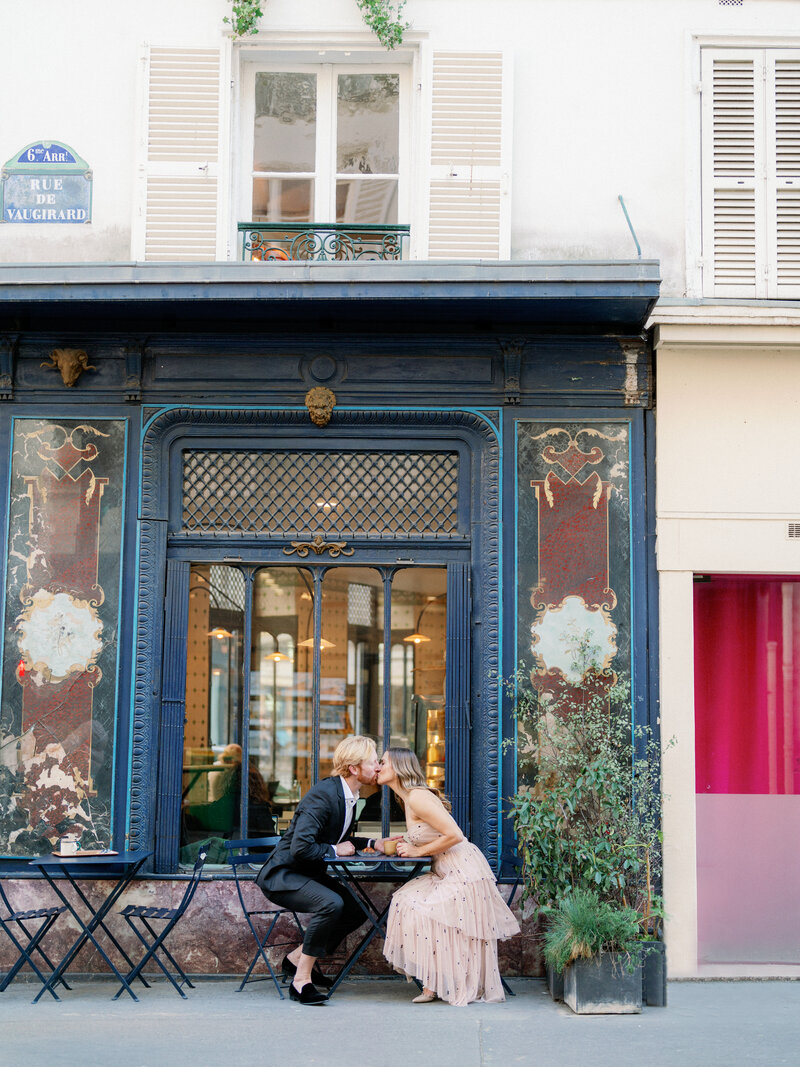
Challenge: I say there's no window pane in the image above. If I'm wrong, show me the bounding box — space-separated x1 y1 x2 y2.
389 568 447 837
254 73 317 173
248 567 314 833
252 177 313 223
182 564 245 855
319 568 384 835
337 74 399 174
336 178 398 224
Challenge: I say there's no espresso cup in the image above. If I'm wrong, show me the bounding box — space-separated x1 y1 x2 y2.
383 838 398 856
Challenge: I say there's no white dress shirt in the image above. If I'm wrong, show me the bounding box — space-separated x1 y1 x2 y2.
338 776 359 843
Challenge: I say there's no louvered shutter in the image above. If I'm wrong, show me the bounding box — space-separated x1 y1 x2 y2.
427 52 510 260
768 53 800 298
133 47 224 262
701 49 766 297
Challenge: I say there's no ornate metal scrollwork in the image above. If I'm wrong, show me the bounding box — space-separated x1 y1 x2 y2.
283 535 355 558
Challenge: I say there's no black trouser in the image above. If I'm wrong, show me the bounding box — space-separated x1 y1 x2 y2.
266 873 366 960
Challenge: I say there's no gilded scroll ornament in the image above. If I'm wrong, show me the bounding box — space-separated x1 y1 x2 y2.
283 535 354 558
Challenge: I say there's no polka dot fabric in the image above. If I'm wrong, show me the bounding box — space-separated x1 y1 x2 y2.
383 821 520 1006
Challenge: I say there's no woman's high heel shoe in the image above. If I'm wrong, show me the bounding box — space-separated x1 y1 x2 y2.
412 990 438 1003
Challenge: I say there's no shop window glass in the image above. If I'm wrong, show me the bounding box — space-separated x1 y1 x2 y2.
695 574 800 963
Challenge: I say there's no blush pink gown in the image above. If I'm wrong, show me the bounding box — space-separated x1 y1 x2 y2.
383 820 520 1006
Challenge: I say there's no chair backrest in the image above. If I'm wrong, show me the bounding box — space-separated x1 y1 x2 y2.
173 846 209 918
225 836 280 867
0 878 12 917
500 846 523 908
224 837 279 913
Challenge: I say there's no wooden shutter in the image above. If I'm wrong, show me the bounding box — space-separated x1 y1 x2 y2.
427 52 510 259
702 49 766 297
133 47 223 262
768 53 800 297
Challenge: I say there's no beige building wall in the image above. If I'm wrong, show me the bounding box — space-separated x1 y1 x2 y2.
654 304 800 977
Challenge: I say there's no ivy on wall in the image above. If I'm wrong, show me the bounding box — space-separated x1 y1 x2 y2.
225 0 409 49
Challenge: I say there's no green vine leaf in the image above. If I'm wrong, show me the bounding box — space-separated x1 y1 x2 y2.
355 0 409 50
224 1 409 50
224 0 264 39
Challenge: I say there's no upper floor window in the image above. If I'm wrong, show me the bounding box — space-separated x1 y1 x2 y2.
701 48 800 298
242 64 408 226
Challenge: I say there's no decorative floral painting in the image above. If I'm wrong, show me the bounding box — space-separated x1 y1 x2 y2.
0 419 125 855
516 422 632 785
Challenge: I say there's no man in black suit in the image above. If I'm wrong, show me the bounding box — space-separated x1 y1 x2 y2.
255 734 389 1005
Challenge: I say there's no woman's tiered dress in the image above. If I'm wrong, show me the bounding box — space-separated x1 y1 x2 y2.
383 819 520 1006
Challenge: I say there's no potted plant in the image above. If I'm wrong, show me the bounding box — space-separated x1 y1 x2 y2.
507 630 668 1009
543 889 641 1014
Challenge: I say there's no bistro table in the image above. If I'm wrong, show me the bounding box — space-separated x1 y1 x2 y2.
27 850 151 1003
323 852 429 997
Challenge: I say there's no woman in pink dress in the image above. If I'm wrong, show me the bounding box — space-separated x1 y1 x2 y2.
379 748 519 1006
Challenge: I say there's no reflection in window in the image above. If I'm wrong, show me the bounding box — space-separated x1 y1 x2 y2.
182 564 248 858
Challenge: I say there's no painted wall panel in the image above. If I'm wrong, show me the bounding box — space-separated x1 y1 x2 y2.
0 419 125 855
516 420 632 784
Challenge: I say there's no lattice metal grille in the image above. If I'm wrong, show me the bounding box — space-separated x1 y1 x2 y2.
182 450 460 535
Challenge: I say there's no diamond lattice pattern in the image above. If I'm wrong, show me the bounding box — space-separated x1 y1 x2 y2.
182 450 460 535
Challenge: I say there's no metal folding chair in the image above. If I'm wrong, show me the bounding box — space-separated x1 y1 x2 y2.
0 878 70 1000
500 847 523 997
225 836 305 999
113 846 208 1000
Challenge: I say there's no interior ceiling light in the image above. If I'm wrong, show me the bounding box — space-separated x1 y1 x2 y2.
263 651 291 663
208 627 234 639
297 637 335 649
403 632 431 645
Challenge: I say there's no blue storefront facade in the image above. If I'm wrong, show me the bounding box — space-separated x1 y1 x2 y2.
0 260 659 975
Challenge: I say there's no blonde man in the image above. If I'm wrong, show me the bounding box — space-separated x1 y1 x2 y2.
255 735 389 1005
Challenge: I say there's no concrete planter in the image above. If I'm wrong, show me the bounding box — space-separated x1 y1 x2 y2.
546 960 564 1001
641 940 667 1007
563 953 642 1014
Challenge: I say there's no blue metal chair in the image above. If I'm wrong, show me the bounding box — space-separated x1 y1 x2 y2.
225 836 305 999
0 878 70 1000
500 846 523 997
114 846 208 1000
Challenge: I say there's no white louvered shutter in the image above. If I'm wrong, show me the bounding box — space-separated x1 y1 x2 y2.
701 49 766 297
427 52 511 260
768 53 800 298
133 47 224 261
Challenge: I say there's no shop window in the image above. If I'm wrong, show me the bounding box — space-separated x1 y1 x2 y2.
179 563 447 863
694 574 800 963
701 48 800 298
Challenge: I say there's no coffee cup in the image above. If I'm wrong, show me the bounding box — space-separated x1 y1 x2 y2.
383 838 398 856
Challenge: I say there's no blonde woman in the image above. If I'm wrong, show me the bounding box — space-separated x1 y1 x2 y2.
379 748 519 1006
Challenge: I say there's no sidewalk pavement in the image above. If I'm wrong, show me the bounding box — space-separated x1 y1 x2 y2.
3 976 800 1067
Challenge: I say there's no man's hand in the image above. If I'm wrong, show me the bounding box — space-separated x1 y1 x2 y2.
334 841 356 857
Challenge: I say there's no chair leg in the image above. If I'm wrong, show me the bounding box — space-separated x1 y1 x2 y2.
0 918 61 999
240 913 283 997
501 976 516 996
17 918 72 991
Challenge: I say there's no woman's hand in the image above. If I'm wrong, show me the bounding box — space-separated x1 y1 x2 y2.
396 840 423 858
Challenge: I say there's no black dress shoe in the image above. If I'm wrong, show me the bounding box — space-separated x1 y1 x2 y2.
282 954 333 990
288 980 327 1005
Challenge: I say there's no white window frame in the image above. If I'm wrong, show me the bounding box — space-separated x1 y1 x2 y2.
691 36 800 299
236 55 413 247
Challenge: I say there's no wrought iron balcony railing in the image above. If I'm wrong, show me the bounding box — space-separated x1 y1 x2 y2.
239 222 410 262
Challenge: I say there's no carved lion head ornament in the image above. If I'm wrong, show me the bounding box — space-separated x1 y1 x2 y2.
304 386 336 427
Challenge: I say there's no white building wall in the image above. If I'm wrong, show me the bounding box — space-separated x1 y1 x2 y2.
2 0 800 293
